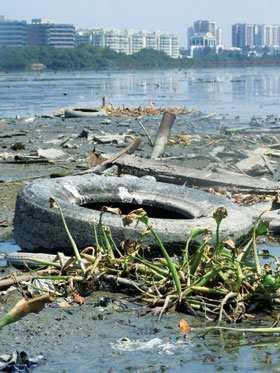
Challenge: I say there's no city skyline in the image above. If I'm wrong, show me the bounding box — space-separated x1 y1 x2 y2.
3 14 280 53
2 0 280 46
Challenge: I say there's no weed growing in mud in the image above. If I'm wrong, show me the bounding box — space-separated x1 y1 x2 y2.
1 199 280 334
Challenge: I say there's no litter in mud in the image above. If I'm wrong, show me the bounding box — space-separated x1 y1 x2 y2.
0 351 44 372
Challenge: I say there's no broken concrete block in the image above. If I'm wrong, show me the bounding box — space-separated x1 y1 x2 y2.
236 148 267 176
36 148 66 161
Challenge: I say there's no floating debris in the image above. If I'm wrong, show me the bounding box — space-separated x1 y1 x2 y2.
103 105 192 117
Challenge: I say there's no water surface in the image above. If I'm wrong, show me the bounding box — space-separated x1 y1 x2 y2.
1 67 280 119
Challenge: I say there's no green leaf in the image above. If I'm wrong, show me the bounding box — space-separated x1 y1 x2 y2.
255 220 269 237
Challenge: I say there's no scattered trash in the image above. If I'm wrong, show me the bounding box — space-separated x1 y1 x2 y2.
0 351 44 372
10 143 25 151
168 133 192 145
178 319 192 336
101 119 111 125
92 133 131 145
0 220 9 228
111 337 179 355
102 105 191 117
24 117 36 124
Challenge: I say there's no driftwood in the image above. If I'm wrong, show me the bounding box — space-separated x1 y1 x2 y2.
113 154 280 194
0 269 57 291
94 137 141 173
151 112 176 159
78 138 142 176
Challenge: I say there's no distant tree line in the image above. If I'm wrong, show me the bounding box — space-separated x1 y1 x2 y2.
0 46 178 71
1 46 280 71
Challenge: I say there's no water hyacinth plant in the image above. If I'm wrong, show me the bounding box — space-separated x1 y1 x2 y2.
1 201 280 334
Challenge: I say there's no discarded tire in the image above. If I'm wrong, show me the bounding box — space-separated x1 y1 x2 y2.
64 107 107 118
14 175 257 253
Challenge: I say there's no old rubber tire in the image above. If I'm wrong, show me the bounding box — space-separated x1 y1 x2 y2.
14 175 255 253
64 108 107 118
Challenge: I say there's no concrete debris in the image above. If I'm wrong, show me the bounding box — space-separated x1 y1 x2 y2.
24 117 36 123
236 148 267 176
36 148 66 161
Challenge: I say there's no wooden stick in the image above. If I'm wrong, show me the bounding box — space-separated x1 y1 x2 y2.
0 269 57 290
136 118 154 146
151 112 176 159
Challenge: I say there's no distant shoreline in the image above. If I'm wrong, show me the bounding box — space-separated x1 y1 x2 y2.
1 46 280 72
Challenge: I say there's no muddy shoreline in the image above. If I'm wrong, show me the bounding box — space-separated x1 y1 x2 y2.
1 111 280 371
1 111 280 239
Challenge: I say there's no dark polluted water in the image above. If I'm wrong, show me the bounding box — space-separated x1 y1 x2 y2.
1 291 280 373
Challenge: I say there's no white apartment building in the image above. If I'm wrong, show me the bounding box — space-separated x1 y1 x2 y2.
130 31 146 54
81 29 179 58
145 32 158 50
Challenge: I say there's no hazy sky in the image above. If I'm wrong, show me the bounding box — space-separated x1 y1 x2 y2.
2 0 279 46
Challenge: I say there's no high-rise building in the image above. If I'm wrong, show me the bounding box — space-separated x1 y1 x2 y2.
0 18 27 47
171 34 179 58
216 27 222 46
0 17 75 48
91 29 105 48
232 24 254 48
246 24 255 48
193 20 216 36
189 33 216 48
46 24 75 48
145 32 158 50
75 30 92 46
271 25 280 46
130 31 145 54
254 24 262 47
232 23 280 49
27 19 50 46
187 27 194 48
118 30 130 54
188 19 222 52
